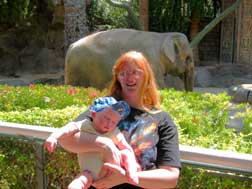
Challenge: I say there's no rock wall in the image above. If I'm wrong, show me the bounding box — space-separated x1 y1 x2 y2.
0 3 65 77
198 19 221 65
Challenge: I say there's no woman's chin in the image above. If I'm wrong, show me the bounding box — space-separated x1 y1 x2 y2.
125 87 138 94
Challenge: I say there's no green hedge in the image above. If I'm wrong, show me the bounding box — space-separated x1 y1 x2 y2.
0 85 251 188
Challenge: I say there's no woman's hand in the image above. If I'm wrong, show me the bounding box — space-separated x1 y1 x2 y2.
93 163 127 189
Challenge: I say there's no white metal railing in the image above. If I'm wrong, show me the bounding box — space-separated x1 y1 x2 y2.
1 121 252 188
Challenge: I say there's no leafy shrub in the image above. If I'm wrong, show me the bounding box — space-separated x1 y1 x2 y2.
0 136 36 188
161 89 252 154
87 0 137 31
0 85 252 188
0 85 107 112
0 0 34 26
179 166 252 189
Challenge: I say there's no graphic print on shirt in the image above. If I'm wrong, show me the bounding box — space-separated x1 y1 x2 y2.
119 113 159 170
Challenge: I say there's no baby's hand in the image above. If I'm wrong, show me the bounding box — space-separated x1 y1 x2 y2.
44 136 58 153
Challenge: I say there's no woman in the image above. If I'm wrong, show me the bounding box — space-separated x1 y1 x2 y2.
60 51 181 189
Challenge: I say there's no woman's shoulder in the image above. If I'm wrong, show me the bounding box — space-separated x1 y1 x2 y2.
148 109 175 125
149 108 171 117
74 109 92 122
148 109 162 114
130 107 170 115
130 107 172 121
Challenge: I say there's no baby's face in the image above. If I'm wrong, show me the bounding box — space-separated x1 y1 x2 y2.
92 107 121 133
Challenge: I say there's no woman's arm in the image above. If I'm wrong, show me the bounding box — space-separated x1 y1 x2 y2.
93 164 180 189
135 165 180 189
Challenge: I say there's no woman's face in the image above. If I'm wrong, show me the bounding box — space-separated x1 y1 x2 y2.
117 62 144 98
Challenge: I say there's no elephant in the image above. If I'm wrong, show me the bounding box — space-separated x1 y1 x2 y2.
65 28 194 91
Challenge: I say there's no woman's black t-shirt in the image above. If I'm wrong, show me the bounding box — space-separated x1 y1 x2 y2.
75 107 181 189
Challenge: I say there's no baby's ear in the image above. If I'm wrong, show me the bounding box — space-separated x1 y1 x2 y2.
91 111 96 119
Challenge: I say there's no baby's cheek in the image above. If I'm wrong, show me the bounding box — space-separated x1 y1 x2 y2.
109 125 117 131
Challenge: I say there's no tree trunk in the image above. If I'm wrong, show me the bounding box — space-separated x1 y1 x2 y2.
139 0 149 31
63 0 89 51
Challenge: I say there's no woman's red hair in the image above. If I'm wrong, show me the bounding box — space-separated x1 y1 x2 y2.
109 51 160 110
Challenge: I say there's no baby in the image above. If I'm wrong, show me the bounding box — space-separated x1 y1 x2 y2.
44 97 139 189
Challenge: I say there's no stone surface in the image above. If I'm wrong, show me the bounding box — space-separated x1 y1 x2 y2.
194 64 252 88
228 84 252 103
0 72 64 86
194 66 213 87
0 17 65 77
164 74 185 91
227 107 244 132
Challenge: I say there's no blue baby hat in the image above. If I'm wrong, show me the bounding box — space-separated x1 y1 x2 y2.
89 97 131 120
111 100 131 120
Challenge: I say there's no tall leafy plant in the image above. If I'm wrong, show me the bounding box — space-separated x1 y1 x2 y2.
87 0 139 31
0 0 35 27
149 0 189 33
149 0 218 35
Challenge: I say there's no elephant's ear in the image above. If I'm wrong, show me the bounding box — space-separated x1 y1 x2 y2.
161 36 179 63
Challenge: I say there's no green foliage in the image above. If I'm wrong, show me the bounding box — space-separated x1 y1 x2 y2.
0 0 54 30
149 0 217 34
0 106 86 127
87 0 139 31
0 85 106 112
87 0 219 37
149 0 189 33
230 103 252 154
0 137 36 189
184 0 216 18
87 0 128 30
179 166 252 189
0 85 252 188
235 103 252 135
160 89 252 154
45 149 79 188
0 0 34 26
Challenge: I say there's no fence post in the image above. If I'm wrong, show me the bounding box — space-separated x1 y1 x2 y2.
35 143 48 189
